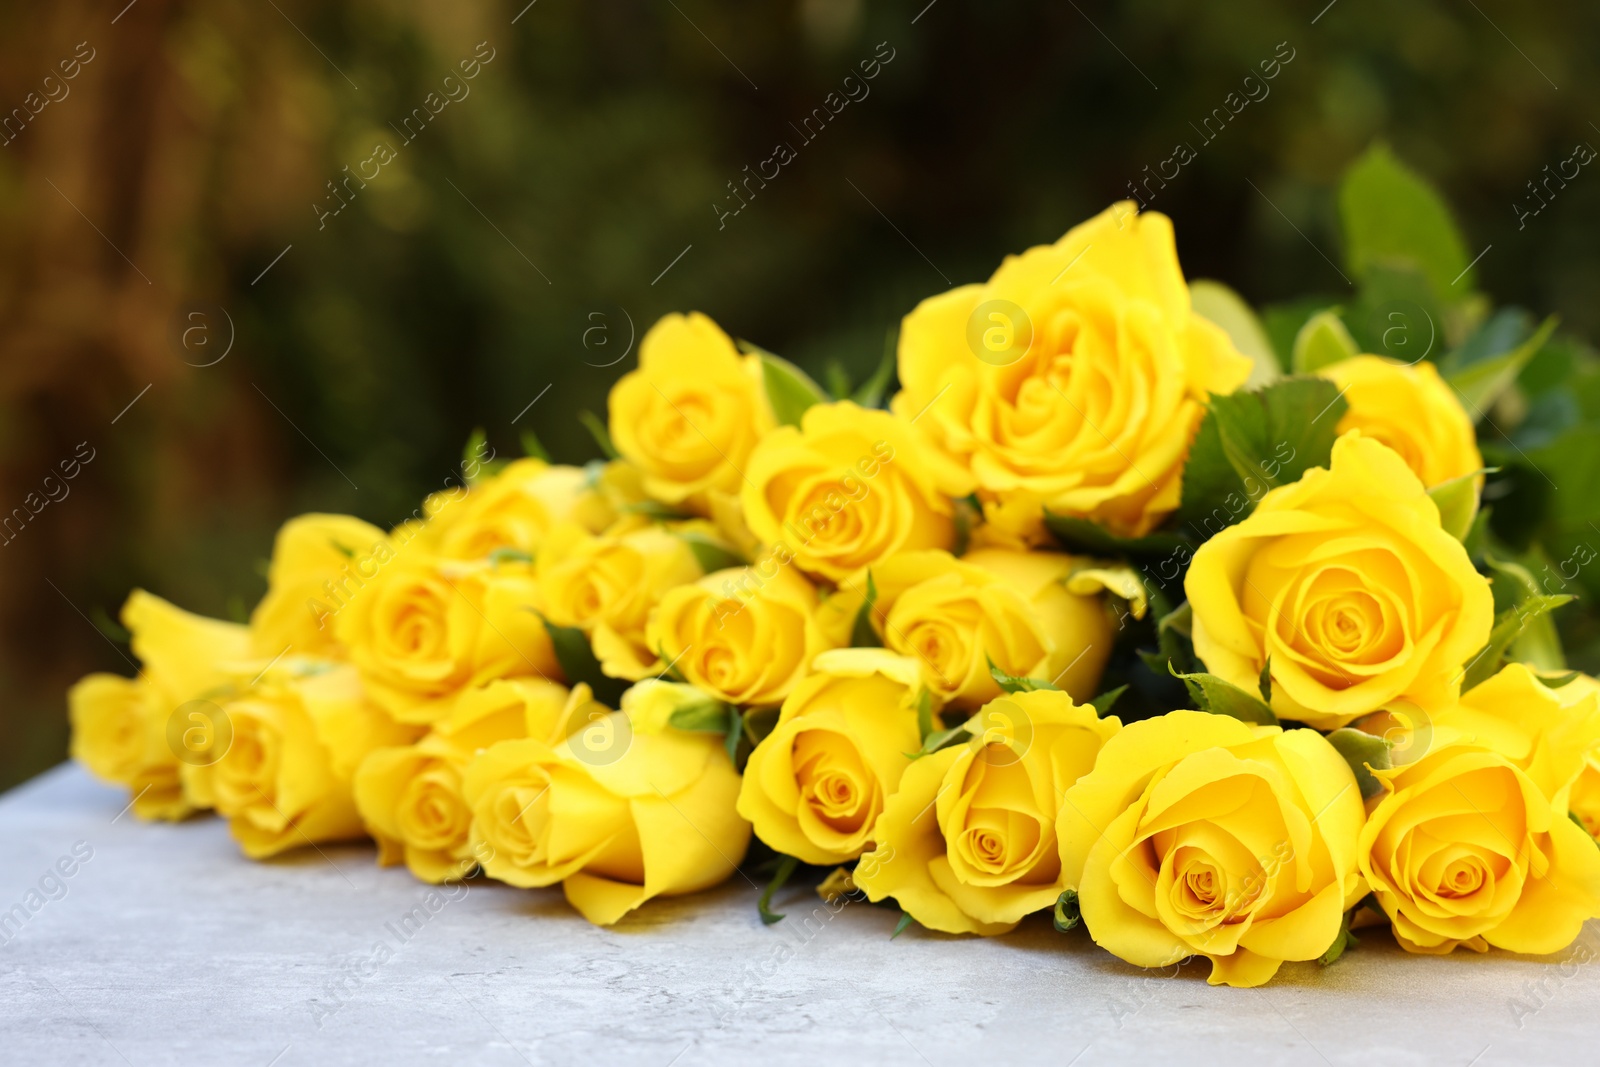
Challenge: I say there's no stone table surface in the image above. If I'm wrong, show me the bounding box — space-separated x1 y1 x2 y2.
4 764 1599 1066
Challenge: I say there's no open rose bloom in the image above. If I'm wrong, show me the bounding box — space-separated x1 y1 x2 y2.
1058 711 1367 987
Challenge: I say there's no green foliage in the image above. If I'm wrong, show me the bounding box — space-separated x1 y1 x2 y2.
1178 377 1347 533
758 855 800 926
1053 889 1082 932
1325 727 1393 800
1441 316 1558 418
1042 513 1189 557
519 429 552 463
1169 665 1279 726
1462 594 1575 692
1339 143 1475 298
577 411 619 460
1427 471 1485 542
1089 685 1128 717
851 329 900 409
538 614 629 707
1291 309 1359 374
747 343 829 427
851 570 883 648
678 531 748 574
1484 555 1568 672
988 655 1062 694
1318 909 1361 966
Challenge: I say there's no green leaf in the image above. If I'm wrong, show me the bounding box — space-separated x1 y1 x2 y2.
678 531 747 574
1339 143 1474 298
520 429 551 463
758 855 800 925
1428 471 1486 542
1178 377 1346 534
1484 555 1568 672
1138 593 1196 679
907 722 970 760
851 570 882 648
1291 309 1359 375
823 358 852 401
1461 594 1575 692
1211 377 1345 492
1325 727 1394 800
1442 315 1557 419
1042 512 1190 557
623 500 696 521
1169 666 1279 726
1053 889 1081 932
1540 671 1582 689
462 428 506 483
915 688 937 742
1191 279 1280 390
988 655 1061 695
1318 908 1360 966
1258 658 1272 704
667 697 735 733
724 705 743 765
537 614 629 707
745 344 829 427
891 912 916 939
488 547 534 567
1340 263 1445 364
1261 296 1340 370
89 605 131 645
741 705 780 749
577 410 619 460
851 328 899 409
1088 685 1128 717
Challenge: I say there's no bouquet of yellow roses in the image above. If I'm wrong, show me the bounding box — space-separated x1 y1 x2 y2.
69 146 1600 987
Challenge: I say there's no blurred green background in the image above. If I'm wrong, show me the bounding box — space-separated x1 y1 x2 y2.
2 0 1597 790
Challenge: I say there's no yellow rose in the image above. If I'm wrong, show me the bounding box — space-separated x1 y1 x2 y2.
646 562 845 707
855 690 1120 934
1554 674 1600 838
852 548 1116 709
125 589 252 713
1186 432 1494 730
414 459 614 560
354 678 575 882
462 703 749 925
1360 669 1600 955
608 312 774 508
1317 355 1482 488
742 401 970 583
737 649 926 864
1058 710 1368 987
71 590 255 817
536 518 705 680
184 663 416 858
335 555 562 724
68 674 192 820
251 513 392 659
891 201 1252 538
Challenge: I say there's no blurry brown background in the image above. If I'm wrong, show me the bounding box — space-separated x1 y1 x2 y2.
3 0 1597 789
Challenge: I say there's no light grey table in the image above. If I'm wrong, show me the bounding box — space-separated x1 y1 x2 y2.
3 764 1596 1066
